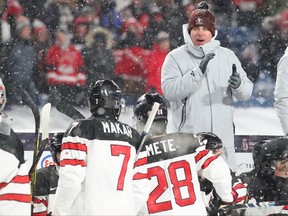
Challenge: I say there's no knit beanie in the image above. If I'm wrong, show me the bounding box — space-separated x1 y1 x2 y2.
187 1 215 36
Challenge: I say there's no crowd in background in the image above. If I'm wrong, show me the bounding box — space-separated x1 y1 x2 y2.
0 0 287 107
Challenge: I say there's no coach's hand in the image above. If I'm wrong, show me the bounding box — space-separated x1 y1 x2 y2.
199 53 215 74
229 64 241 89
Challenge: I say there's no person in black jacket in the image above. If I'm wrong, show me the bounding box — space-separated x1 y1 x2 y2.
33 132 64 216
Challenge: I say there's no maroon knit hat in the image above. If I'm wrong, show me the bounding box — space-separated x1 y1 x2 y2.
187 1 215 36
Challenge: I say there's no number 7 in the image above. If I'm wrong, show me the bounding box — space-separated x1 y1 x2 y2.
111 145 131 191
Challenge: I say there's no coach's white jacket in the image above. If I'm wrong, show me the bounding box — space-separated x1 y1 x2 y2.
274 47 288 135
161 24 253 170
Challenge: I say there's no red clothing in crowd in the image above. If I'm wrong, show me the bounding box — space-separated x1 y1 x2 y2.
45 44 86 86
114 46 148 78
145 44 169 95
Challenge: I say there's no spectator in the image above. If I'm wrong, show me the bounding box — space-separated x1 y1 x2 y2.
53 80 148 215
71 15 90 51
99 0 122 39
145 31 170 95
238 137 288 215
141 5 167 49
33 132 64 216
1 0 24 42
161 1 253 171
45 29 87 107
32 19 51 103
114 18 149 105
0 78 31 215
274 46 288 135
168 0 195 49
6 16 39 105
82 26 115 87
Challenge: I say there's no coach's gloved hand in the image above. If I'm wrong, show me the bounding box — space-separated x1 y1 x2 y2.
199 53 215 74
228 64 241 89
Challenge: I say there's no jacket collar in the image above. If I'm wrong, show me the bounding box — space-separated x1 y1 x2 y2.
182 23 220 58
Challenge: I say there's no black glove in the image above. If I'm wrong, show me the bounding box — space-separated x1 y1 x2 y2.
199 53 215 74
228 64 241 89
206 189 222 216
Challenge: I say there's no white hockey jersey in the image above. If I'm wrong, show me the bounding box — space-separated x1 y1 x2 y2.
0 129 31 216
138 132 233 215
53 117 149 215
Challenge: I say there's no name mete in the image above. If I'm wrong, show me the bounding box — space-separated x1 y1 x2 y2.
101 121 132 138
145 139 176 156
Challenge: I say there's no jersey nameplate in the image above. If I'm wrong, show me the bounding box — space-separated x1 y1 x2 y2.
101 121 132 138
145 139 176 156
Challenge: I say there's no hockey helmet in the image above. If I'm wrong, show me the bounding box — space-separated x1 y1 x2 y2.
133 93 167 135
133 93 167 123
253 137 288 169
88 79 124 120
195 132 223 149
49 132 64 166
0 78 6 112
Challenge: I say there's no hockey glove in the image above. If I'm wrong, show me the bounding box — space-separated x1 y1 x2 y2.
206 189 222 216
199 53 215 74
228 64 241 89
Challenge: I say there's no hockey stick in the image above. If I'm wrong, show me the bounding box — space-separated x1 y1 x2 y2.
218 199 288 213
14 85 40 162
134 102 160 161
56 101 85 120
29 103 51 177
29 103 51 214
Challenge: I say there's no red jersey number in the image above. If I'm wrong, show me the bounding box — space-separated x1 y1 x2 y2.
111 145 131 191
147 160 196 214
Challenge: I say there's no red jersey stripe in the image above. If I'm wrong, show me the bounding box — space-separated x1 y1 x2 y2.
134 157 147 168
33 197 48 206
60 159 86 167
194 149 209 163
0 193 31 203
62 142 87 152
201 155 219 170
0 175 30 189
133 172 147 180
11 175 30 184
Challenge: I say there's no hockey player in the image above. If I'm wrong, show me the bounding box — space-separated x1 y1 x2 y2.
133 93 243 215
53 79 148 215
0 78 31 215
33 132 64 216
238 137 288 215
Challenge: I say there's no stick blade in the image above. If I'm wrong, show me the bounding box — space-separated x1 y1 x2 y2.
40 103 51 140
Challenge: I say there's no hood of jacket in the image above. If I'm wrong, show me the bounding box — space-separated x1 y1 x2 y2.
182 23 220 58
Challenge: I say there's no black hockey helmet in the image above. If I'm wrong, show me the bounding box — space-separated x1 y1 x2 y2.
253 137 288 169
88 79 124 120
49 132 64 166
195 132 223 150
133 92 168 123
133 93 168 135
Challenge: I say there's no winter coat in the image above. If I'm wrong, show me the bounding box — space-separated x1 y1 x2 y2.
274 47 288 135
83 27 115 85
161 24 253 170
45 44 86 87
145 44 168 95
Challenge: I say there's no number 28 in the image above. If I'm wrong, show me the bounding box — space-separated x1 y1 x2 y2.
148 160 196 214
